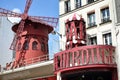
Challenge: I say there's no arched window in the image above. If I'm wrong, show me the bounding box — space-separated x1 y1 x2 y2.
23 40 29 50
41 42 45 52
32 41 38 50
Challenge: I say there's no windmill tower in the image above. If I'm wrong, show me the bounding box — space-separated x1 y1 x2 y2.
0 0 58 67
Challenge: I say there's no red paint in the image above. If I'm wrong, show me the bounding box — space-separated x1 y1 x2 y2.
65 16 86 50
54 45 116 72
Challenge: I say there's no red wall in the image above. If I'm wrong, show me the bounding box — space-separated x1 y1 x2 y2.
13 21 53 65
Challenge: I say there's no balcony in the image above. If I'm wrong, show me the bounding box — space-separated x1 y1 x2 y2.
75 3 81 9
87 0 98 4
0 54 54 80
0 54 54 72
65 7 71 13
54 45 116 73
101 17 111 23
88 22 96 27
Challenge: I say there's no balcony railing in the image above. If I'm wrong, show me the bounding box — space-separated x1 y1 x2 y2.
75 3 81 9
101 17 111 23
88 0 97 4
65 7 71 13
54 45 116 72
88 22 96 27
0 54 53 72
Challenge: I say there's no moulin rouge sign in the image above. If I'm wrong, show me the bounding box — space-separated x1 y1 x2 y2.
54 45 116 71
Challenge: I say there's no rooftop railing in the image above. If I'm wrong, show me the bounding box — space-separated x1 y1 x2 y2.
0 54 53 72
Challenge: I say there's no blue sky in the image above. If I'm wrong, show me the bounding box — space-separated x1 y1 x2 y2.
0 0 60 56
0 0 59 17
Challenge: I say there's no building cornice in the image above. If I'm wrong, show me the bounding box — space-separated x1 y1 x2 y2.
116 23 120 26
59 0 104 18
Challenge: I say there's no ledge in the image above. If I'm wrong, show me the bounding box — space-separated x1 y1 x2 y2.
86 25 97 29
0 60 54 80
99 20 112 25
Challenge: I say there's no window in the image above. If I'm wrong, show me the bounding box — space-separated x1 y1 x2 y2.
103 33 112 45
41 42 45 52
57 56 60 67
46 44 48 53
32 41 38 50
101 7 110 23
23 40 29 50
89 36 97 45
88 12 96 27
65 0 71 13
88 0 96 4
75 0 81 9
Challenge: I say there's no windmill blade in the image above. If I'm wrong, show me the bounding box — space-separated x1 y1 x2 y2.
28 16 59 28
24 0 33 14
0 8 21 17
16 20 25 34
10 20 25 50
10 34 18 50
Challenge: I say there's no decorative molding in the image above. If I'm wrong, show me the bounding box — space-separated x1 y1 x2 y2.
60 0 104 18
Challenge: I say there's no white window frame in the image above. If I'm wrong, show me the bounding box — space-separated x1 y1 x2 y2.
65 0 71 12
88 12 96 27
101 7 110 23
103 33 112 45
88 36 97 45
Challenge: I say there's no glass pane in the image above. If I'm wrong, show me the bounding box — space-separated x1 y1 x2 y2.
32 41 38 50
65 0 71 12
102 8 110 19
90 36 97 45
23 40 29 50
88 13 95 23
103 33 112 45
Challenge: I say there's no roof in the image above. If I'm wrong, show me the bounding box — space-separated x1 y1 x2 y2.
65 13 82 23
12 19 53 33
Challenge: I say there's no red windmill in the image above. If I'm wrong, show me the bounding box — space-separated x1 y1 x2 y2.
0 0 58 68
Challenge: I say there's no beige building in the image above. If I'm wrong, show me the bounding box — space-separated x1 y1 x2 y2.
59 0 120 79
0 17 14 66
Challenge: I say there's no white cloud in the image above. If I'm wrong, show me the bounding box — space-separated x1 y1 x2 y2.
12 8 21 13
7 8 22 24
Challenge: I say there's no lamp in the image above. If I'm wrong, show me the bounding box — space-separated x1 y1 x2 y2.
51 30 62 38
